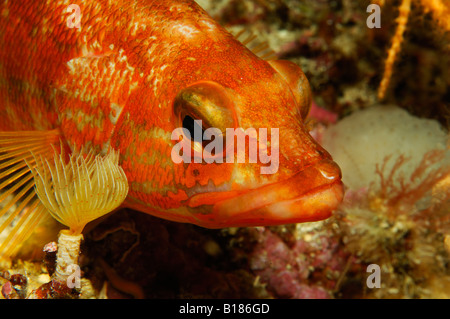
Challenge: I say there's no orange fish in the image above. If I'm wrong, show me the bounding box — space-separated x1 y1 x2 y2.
0 0 344 257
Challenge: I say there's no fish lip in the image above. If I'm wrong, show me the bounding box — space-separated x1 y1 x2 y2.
204 159 344 228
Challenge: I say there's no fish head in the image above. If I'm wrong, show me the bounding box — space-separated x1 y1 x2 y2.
148 54 344 228
118 8 343 228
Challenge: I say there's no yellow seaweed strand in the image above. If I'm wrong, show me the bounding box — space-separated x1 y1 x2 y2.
378 0 412 100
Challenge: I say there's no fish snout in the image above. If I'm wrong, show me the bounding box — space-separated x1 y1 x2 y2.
204 159 344 228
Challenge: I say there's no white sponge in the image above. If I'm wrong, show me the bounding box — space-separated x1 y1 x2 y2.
322 105 449 190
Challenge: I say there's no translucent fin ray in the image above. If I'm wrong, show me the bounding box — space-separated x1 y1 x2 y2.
230 28 278 60
0 129 62 258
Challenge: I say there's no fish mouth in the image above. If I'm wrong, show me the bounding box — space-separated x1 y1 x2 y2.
188 159 344 228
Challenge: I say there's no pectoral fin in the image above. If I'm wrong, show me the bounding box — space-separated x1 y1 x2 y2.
0 129 64 258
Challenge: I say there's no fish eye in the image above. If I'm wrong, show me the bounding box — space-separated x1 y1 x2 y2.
182 115 204 144
268 60 312 120
181 114 208 153
174 81 237 159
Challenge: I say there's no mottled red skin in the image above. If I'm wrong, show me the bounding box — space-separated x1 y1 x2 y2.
0 0 343 228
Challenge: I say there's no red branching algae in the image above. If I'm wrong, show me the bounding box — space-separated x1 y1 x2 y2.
334 149 450 298
247 226 348 299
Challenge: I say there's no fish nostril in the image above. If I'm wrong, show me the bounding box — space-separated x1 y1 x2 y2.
316 147 331 158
